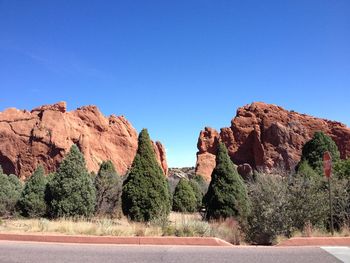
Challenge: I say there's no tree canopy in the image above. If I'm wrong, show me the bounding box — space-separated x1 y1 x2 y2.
48 145 96 218
18 165 48 217
203 143 250 222
122 129 171 222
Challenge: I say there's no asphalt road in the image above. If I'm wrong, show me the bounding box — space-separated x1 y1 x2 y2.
0 241 347 263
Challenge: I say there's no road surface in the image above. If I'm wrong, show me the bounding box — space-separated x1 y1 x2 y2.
0 241 348 263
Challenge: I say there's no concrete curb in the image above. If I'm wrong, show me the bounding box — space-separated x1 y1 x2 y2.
277 237 350 247
0 233 233 246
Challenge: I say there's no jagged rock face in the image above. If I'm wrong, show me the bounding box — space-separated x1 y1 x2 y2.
153 141 168 175
196 102 350 180
0 102 168 179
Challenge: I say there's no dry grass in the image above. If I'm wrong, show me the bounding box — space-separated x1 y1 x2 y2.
280 222 350 239
209 218 243 245
0 213 244 244
2 214 346 245
0 217 157 236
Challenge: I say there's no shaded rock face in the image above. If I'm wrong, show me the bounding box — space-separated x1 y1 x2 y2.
196 102 350 180
0 102 168 179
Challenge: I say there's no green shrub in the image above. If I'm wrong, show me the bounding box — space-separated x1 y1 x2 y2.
122 129 171 222
0 167 22 217
94 160 122 217
246 167 342 245
246 174 292 245
331 177 350 230
300 131 340 173
246 149 349 245
48 145 96 218
334 159 350 179
287 173 328 231
298 136 349 230
203 143 250 222
18 166 48 218
297 160 319 180
172 179 197 213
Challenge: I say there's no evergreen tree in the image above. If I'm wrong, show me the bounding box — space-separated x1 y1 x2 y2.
301 131 340 173
18 166 47 217
172 178 197 213
0 167 22 216
189 179 203 210
48 145 96 218
192 174 209 195
94 160 122 217
8 174 23 194
203 143 250 221
122 129 171 222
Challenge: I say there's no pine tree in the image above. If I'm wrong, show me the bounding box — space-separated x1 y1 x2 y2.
172 178 197 213
203 143 250 221
301 131 340 173
48 145 96 218
18 165 47 217
188 179 203 210
94 160 122 217
192 174 209 195
0 167 22 216
122 129 171 222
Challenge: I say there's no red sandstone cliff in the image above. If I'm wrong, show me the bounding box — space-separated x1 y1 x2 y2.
0 102 168 179
196 102 350 180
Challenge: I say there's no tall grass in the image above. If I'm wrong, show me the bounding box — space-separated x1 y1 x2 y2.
1 213 347 245
0 212 243 244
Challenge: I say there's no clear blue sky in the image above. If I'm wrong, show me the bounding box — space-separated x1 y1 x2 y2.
0 1 349 167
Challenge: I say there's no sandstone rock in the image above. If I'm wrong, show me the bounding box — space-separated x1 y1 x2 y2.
197 127 220 153
0 102 168 179
153 141 168 176
196 102 350 180
31 101 67 113
195 152 216 179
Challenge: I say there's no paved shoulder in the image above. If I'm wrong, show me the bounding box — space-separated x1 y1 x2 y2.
322 247 350 263
0 242 342 263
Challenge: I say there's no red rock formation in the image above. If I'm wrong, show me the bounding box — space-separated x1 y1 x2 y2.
196 102 350 180
0 102 168 179
153 141 168 175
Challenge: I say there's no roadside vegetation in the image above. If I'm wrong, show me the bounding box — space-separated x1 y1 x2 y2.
0 213 242 244
0 130 349 245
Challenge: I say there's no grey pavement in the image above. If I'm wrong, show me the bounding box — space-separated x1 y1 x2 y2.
0 241 347 263
322 247 350 263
